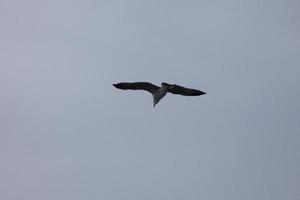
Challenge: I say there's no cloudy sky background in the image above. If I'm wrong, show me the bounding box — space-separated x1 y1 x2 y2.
1 0 299 199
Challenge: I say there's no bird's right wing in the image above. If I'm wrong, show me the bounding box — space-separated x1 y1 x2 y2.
167 84 206 96
113 82 159 94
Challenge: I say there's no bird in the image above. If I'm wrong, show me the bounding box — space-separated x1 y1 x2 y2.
113 82 206 107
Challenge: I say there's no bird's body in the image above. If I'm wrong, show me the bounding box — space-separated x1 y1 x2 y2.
113 82 206 107
153 85 168 107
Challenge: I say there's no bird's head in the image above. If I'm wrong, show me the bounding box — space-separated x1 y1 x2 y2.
161 82 175 89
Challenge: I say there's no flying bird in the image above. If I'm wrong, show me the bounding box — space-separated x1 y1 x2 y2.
113 82 206 107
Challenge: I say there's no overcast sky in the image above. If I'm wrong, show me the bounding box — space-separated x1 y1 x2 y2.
1 0 299 199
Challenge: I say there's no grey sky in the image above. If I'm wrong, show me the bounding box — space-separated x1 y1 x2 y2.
0 0 299 199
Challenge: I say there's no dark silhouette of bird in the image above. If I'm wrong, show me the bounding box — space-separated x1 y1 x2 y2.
113 82 206 107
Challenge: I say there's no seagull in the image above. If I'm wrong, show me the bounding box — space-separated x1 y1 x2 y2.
113 82 206 107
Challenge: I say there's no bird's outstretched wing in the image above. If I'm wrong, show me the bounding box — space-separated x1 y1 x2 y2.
113 82 159 94
166 84 206 96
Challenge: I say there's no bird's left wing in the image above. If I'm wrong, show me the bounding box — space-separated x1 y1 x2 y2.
113 82 159 94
